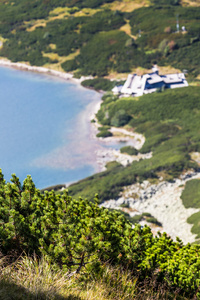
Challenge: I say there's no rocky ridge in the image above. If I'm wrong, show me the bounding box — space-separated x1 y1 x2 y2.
100 171 200 244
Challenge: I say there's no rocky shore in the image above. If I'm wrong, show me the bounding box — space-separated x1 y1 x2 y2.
95 127 151 170
90 111 151 171
95 148 152 171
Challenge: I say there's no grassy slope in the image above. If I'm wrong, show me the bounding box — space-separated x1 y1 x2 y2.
69 86 200 201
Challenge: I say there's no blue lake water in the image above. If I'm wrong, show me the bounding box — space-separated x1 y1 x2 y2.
0 66 133 189
0 66 103 188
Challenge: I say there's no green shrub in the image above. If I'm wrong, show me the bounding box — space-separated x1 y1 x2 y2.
61 59 78 72
181 179 200 209
98 126 111 131
147 217 162 226
130 214 143 224
96 130 112 138
76 30 142 76
187 211 200 239
120 146 138 156
120 203 130 208
165 244 200 297
0 171 199 297
105 161 121 170
110 109 132 127
81 78 115 91
142 212 152 217
80 10 125 34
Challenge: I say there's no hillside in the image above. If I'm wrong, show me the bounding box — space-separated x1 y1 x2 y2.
0 0 199 79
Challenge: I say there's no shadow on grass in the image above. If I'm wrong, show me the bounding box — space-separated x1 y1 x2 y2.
0 280 82 300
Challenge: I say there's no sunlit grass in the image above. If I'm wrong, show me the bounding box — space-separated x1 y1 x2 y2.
42 49 80 73
105 71 128 80
102 0 150 12
25 7 74 32
73 8 101 17
25 20 46 32
25 6 100 33
0 36 7 49
181 0 200 7
119 21 137 39
49 7 78 16
158 65 182 74
0 256 137 300
0 255 184 300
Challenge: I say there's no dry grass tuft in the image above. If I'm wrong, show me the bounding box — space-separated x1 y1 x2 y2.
42 49 80 73
181 0 200 7
102 0 150 12
73 8 101 17
158 66 182 75
106 64 183 81
119 21 137 39
0 255 73 299
26 20 46 32
0 255 187 300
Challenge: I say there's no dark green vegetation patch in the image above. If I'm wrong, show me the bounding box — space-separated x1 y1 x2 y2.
129 4 200 76
181 179 200 241
81 78 116 91
181 179 200 209
120 146 138 156
96 129 112 138
0 1 200 76
187 212 200 241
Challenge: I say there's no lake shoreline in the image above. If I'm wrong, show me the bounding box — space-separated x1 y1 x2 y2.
0 58 89 84
0 58 139 188
0 58 143 182
1 58 199 244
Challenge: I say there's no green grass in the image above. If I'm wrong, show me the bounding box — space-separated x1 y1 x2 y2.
181 179 200 209
187 211 200 240
120 146 138 155
181 179 200 240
